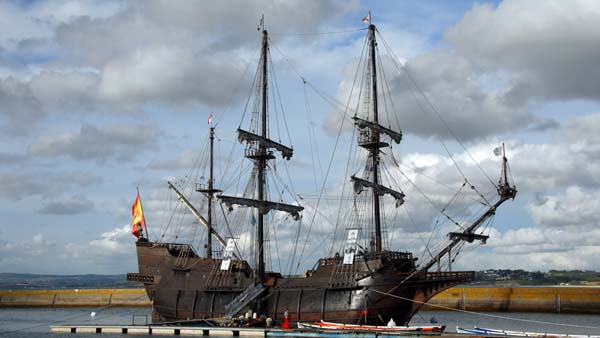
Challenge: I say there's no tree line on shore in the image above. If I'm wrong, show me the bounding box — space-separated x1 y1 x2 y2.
473 269 600 285
1 270 599 289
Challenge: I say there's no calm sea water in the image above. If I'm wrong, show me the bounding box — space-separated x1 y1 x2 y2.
0 307 598 337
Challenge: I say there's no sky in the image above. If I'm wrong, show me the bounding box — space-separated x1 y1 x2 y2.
1 0 600 275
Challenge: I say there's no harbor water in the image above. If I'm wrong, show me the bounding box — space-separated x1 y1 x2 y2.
0 307 598 337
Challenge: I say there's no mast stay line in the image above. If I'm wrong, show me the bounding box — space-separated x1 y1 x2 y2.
167 181 229 251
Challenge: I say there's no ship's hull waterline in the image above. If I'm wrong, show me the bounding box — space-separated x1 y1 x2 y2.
129 241 473 324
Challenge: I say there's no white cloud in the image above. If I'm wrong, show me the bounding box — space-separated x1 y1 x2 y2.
2 1 600 275
528 186 600 228
89 225 132 255
98 45 242 108
31 0 125 23
325 0 600 140
386 50 535 140
0 2 53 47
0 77 44 137
0 233 55 261
29 70 99 109
32 233 52 246
28 123 160 162
47 225 139 273
0 171 103 200
39 195 95 215
0 0 354 135
457 225 600 271
52 0 353 107
446 0 600 102
563 112 600 144
148 149 198 171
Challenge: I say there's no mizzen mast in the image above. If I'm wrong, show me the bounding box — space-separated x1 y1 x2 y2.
196 126 222 259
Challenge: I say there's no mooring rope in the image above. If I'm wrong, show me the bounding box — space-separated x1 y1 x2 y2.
367 288 600 330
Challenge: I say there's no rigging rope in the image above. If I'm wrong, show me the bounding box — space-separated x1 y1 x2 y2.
270 27 368 36
267 42 294 148
327 34 371 255
218 203 244 259
293 35 368 272
396 167 463 229
368 288 600 330
238 48 262 130
376 29 496 189
377 45 402 133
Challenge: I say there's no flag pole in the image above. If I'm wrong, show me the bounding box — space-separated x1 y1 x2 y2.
137 187 150 240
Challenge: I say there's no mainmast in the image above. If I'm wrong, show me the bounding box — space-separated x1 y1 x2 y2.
219 27 303 284
352 24 404 255
256 28 269 282
368 24 383 254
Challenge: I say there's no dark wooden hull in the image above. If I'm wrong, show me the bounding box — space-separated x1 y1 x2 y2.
128 240 473 325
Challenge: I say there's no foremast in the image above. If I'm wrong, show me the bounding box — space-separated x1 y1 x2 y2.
219 28 303 283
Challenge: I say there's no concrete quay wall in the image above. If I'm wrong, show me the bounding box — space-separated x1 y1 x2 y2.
0 286 598 313
421 286 600 314
0 288 151 308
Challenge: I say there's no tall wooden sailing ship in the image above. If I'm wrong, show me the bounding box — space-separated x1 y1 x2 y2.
128 21 517 325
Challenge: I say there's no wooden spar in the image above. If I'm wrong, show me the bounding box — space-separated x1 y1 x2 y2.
382 148 518 293
167 181 228 250
257 28 268 283
350 175 405 205
354 24 406 254
353 117 402 144
195 126 223 258
369 24 382 254
219 28 302 281
219 195 302 219
237 129 293 160
207 127 215 259
417 157 517 274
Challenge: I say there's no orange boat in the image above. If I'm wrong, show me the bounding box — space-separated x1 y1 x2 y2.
298 320 446 333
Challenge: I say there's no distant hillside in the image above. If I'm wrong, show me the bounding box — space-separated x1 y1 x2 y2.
473 269 600 286
0 273 141 290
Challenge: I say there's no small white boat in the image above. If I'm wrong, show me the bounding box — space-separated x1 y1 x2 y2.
298 320 446 333
456 326 600 338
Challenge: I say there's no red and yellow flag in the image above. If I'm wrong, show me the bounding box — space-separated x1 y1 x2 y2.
131 192 145 238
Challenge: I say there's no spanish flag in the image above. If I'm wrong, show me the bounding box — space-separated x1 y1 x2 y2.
131 192 145 238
